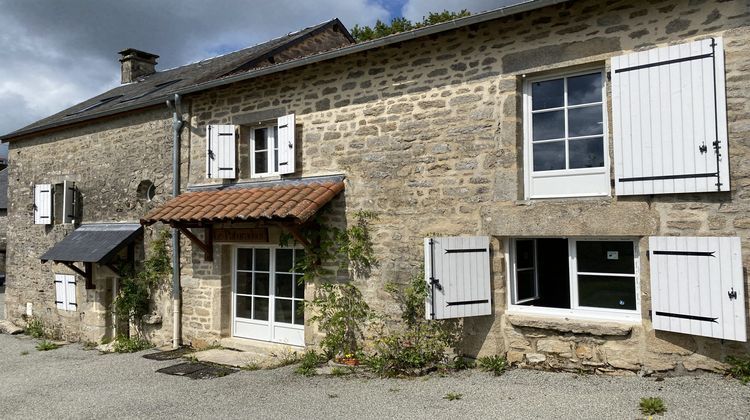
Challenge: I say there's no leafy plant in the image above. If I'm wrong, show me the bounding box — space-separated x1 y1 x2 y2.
36 340 60 351
113 230 171 327
309 283 376 359
270 349 300 368
639 397 667 416
330 367 353 377
443 392 463 401
351 10 471 42
25 317 46 339
478 355 508 376
295 350 323 377
726 355 750 384
451 355 475 370
112 335 153 353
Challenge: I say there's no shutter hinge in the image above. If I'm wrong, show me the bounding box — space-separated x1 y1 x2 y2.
728 288 737 300
699 143 708 154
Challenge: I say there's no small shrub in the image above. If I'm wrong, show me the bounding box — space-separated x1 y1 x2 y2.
295 350 322 377
726 355 750 384
639 397 667 416
451 355 475 370
478 355 508 376
112 336 153 353
309 283 376 359
241 363 260 371
443 392 463 401
271 349 299 368
36 340 60 351
26 317 46 339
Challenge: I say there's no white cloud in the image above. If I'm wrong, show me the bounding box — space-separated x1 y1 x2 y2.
0 0 390 136
401 0 520 22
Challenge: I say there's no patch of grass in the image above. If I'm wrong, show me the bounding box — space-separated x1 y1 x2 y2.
36 340 60 351
20 351 29 356
295 350 322 377
451 355 475 370
477 355 508 376
639 397 667 416
726 355 750 384
330 367 353 377
271 349 299 368
443 392 463 401
241 362 260 371
26 317 46 339
112 336 154 353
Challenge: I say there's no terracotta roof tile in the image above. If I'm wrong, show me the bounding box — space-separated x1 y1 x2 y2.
141 176 344 226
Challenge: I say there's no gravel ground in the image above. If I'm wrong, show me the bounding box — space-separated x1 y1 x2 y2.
0 334 748 420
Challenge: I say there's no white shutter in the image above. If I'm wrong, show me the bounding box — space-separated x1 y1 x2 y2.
65 275 77 311
54 274 66 310
34 184 52 225
206 124 236 179
276 114 296 175
424 236 492 320
63 181 76 224
612 38 729 195
649 236 745 342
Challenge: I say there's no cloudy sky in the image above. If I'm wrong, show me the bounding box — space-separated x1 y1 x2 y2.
0 0 517 158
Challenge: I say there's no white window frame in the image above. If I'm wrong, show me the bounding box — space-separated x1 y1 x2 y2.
506 237 641 322
523 67 611 199
249 123 280 178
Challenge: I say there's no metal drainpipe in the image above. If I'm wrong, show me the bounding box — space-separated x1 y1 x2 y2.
167 94 184 349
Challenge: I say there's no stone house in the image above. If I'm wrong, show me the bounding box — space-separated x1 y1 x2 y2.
1 0 749 374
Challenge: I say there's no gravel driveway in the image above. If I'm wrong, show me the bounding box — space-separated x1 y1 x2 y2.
0 334 748 419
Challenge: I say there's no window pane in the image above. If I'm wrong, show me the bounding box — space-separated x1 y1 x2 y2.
254 128 267 150
275 273 293 298
516 240 534 268
254 272 269 296
253 297 269 320
273 126 279 148
235 296 252 319
533 141 565 171
255 151 268 173
255 249 270 271
236 272 253 295
276 249 294 273
568 73 602 105
275 299 293 324
532 110 565 141
294 301 305 325
532 78 564 110
274 150 279 173
578 275 636 310
568 105 603 137
295 276 305 299
569 137 604 169
517 270 536 302
237 249 253 271
576 241 634 274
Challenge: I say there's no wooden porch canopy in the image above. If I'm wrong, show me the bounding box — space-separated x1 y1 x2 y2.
140 176 345 261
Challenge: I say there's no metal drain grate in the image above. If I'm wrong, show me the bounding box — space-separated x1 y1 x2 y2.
157 362 236 379
143 347 194 361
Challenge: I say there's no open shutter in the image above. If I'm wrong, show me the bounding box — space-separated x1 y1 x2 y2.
34 184 52 225
54 275 66 310
206 124 236 179
65 276 77 311
424 236 491 320
276 113 296 175
63 181 76 224
612 37 729 195
649 236 745 342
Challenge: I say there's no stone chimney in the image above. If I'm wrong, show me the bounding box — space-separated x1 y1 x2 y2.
118 48 159 84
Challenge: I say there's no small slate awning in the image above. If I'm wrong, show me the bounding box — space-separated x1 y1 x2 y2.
41 223 142 288
141 176 345 261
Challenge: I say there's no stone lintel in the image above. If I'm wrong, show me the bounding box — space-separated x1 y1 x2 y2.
507 313 634 337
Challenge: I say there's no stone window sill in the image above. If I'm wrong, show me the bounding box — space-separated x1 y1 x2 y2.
506 313 634 336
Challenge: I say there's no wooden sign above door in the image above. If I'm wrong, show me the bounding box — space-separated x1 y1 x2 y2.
213 228 269 243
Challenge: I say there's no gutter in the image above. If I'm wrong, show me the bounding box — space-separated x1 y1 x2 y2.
0 0 566 142
166 94 184 349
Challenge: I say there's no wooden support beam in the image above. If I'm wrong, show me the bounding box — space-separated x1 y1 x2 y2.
279 223 311 248
59 261 95 289
176 226 213 262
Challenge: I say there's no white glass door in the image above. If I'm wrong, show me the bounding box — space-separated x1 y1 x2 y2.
233 246 305 346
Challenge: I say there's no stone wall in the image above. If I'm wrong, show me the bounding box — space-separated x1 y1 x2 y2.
3 0 749 374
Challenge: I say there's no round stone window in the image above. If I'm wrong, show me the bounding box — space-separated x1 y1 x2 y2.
137 180 156 201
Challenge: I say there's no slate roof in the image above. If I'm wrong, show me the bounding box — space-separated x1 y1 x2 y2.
40 223 142 263
141 176 344 225
4 19 350 139
0 168 7 210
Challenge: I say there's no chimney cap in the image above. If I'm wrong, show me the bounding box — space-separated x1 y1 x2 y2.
118 48 159 60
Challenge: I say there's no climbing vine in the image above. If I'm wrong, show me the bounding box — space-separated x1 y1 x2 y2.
113 229 172 326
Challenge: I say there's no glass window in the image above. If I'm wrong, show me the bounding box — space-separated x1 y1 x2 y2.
251 124 280 176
